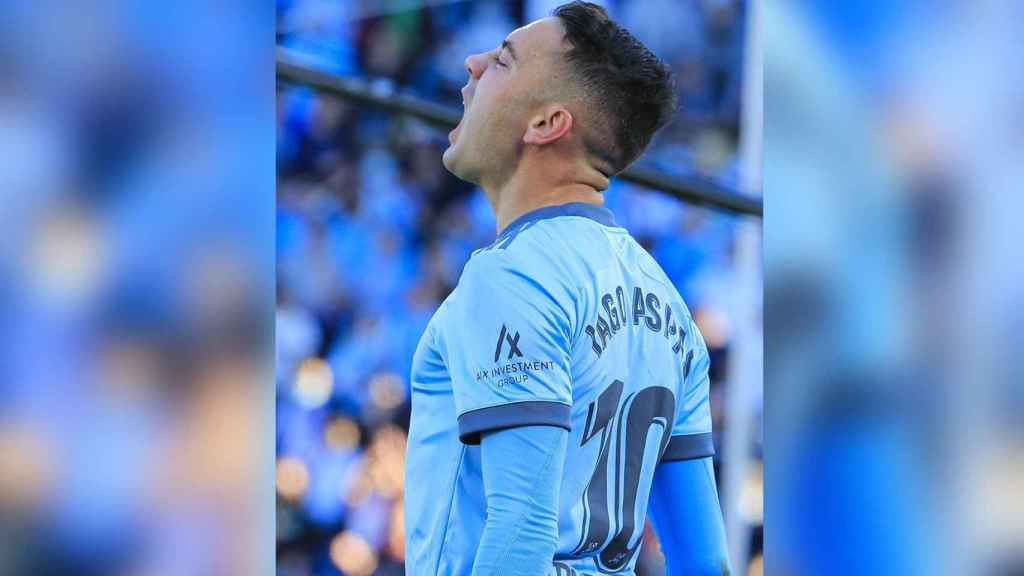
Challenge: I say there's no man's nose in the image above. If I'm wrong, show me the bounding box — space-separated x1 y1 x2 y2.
465 52 486 80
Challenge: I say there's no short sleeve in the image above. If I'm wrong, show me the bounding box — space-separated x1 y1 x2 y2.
662 321 715 461
442 251 573 445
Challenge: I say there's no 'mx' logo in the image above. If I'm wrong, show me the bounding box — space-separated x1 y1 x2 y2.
493 324 523 362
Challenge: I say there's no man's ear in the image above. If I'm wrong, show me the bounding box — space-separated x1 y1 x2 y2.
523 105 573 146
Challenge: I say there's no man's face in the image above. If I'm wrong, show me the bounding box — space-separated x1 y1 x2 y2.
442 17 568 185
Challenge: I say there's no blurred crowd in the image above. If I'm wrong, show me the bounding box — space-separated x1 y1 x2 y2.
275 1 760 574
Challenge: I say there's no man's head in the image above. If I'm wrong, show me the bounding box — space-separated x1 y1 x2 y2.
442 1 677 189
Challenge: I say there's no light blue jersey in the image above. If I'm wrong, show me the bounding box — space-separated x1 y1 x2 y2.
404 203 714 575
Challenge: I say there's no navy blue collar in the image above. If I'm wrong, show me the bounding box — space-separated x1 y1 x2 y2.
497 202 616 240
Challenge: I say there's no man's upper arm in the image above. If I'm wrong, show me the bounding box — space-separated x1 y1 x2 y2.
663 317 715 462
472 425 567 575
443 250 574 444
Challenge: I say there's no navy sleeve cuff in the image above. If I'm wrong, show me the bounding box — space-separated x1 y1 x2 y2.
457 401 571 445
661 432 715 461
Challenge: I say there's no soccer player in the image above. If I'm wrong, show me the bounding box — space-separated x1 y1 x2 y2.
404 2 732 574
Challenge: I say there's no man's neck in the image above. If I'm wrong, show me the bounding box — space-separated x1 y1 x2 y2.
486 167 609 234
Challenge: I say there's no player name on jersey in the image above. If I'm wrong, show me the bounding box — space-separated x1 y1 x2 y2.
583 285 694 375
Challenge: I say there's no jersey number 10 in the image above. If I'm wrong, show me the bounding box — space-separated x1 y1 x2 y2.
572 380 676 572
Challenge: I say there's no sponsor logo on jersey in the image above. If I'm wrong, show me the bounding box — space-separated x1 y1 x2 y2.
477 324 552 387
493 323 524 362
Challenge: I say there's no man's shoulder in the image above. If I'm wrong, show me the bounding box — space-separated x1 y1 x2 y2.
470 215 615 277
452 222 595 319
458 241 564 302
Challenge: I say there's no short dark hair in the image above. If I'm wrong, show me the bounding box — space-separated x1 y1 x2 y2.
553 1 677 174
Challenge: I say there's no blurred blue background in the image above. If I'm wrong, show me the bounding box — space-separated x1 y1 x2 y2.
0 1 274 575
766 1 1024 575
275 1 763 575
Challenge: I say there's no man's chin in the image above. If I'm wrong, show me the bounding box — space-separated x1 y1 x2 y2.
441 144 470 181
441 145 457 174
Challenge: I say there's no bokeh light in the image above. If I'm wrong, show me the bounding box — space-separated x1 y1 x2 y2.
329 531 378 576
27 205 107 304
368 372 405 411
277 457 310 502
323 417 361 452
367 426 406 499
293 357 333 409
0 425 57 511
